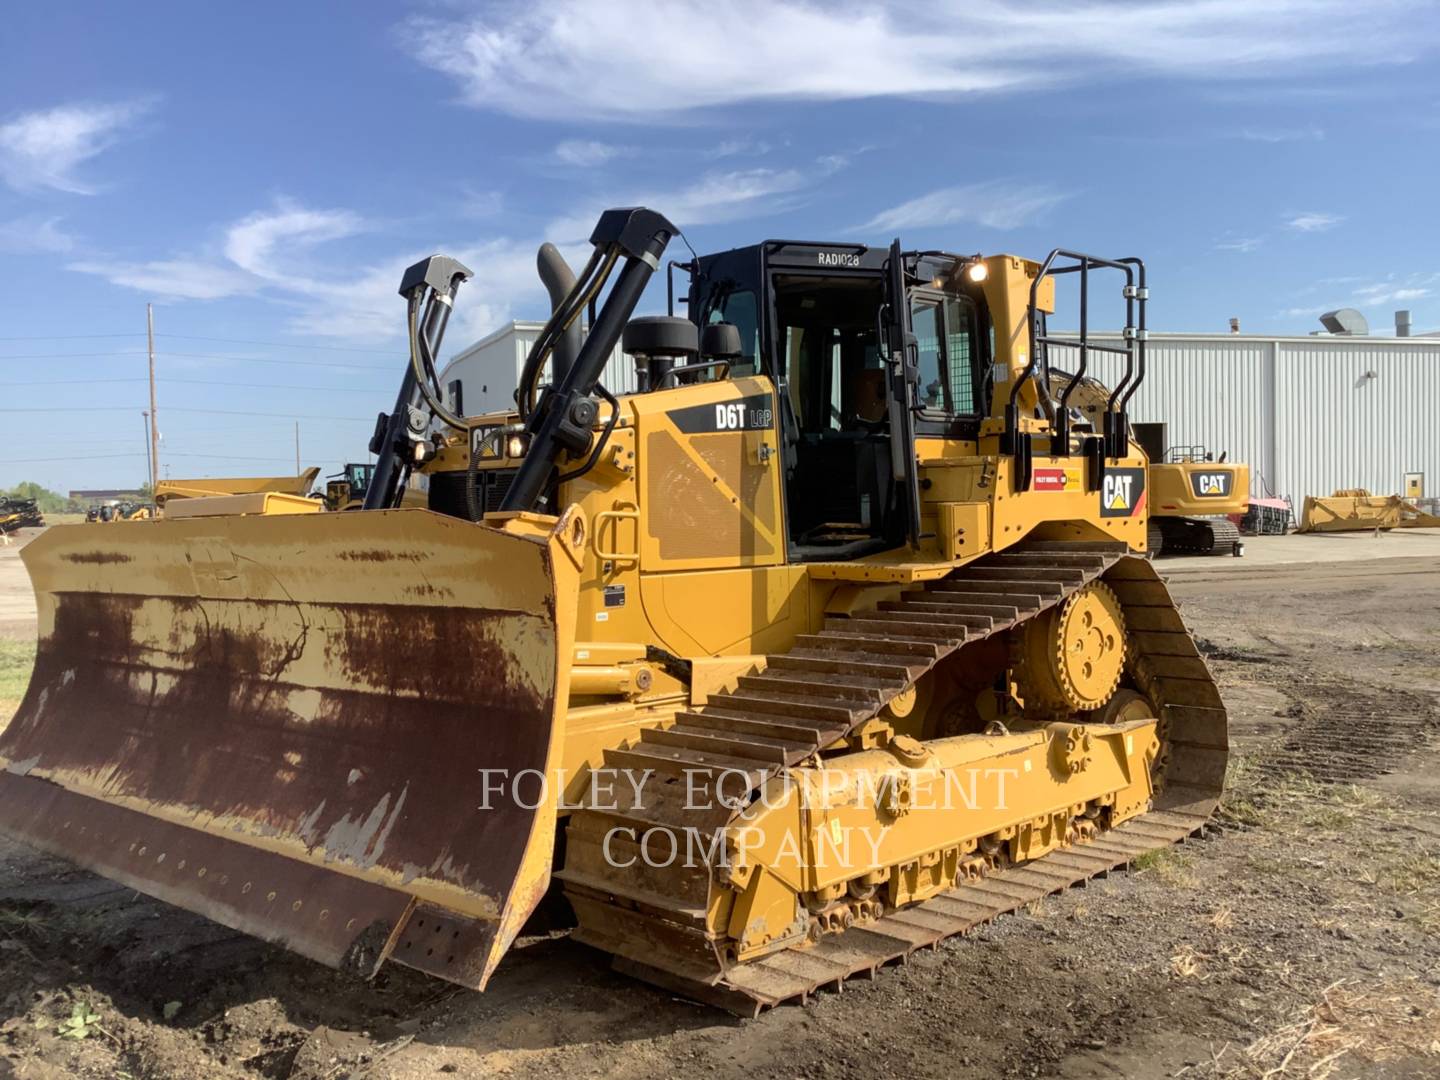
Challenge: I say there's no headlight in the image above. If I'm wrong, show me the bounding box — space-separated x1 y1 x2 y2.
505 434 528 459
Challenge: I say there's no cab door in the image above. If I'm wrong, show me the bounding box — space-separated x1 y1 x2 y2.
882 240 924 549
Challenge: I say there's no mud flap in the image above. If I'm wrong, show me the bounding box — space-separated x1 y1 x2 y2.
0 507 584 989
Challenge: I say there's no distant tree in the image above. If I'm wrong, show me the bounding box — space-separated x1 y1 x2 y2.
2 481 83 514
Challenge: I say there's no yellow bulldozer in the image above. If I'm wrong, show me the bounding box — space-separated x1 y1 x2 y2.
0 211 1226 1014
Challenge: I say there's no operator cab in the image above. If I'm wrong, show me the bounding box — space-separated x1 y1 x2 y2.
686 241 993 561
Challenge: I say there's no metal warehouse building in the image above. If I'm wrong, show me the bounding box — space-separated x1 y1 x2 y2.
1063 331 1438 505
438 321 632 417
444 322 1438 507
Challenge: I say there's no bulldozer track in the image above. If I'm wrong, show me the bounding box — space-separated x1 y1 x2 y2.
561 540 1227 1014
1249 680 1437 785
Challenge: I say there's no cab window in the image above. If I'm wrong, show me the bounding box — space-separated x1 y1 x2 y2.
910 294 983 416
706 288 759 376
910 299 946 410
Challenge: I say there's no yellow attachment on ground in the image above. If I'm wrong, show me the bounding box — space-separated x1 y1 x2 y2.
162 491 323 518
1015 581 1127 714
154 467 320 508
1298 491 1440 532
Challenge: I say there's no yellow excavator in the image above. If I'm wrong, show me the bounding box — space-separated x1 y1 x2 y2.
1141 437 1248 557
0 211 1226 1014
1045 372 1248 557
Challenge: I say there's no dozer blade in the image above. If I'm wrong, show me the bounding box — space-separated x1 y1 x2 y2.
0 507 582 989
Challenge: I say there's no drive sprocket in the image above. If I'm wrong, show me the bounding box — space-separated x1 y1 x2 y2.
1014 581 1127 714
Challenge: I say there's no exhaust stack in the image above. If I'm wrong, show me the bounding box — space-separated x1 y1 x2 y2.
537 243 582 384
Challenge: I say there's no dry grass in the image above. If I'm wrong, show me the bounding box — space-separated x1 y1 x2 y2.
0 904 50 939
1209 979 1434 1080
0 638 35 725
1219 753 1408 836
1170 945 1209 981
1200 979 1440 1078
1383 852 1440 895
1133 847 1196 885
1218 755 1268 827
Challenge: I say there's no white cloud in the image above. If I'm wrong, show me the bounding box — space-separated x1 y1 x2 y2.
223 201 366 279
552 139 624 167
0 214 75 253
863 181 1070 232
546 167 811 244
1278 272 1438 321
402 0 1437 121
67 158 821 343
66 257 260 301
459 186 504 218
704 138 773 160
0 100 150 194
1352 276 1435 306
1238 125 1325 142
68 196 560 343
1215 235 1264 253
1286 211 1342 232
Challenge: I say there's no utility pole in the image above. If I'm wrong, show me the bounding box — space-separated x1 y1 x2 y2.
294 421 301 474
141 411 154 501
146 304 160 497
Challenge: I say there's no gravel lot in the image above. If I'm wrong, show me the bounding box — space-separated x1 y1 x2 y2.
1 527 1437 1079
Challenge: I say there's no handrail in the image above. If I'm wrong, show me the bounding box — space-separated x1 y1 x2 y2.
1008 250 1146 470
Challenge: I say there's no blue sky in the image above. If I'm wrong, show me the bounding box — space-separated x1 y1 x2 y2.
2 0 1438 492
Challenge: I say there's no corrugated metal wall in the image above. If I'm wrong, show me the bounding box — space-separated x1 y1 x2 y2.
439 322 634 415
1052 335 1439 501
1274 340 1439 501
448 325 1438 504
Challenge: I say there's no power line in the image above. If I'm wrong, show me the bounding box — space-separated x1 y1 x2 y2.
0 351 148 360
158 334 397 354
0 407 145 413
164 352 396 370
8 450 313 465
171 407 373 420
167 378 390 393
0 333 144 342
0 377 148 386
165 452 305 462
1 406 372 420
0 333 396 355
8 452 143 463
0 376 390 393
0 350 397 371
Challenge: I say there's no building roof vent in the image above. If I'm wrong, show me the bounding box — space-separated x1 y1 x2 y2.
1319 308 1369 336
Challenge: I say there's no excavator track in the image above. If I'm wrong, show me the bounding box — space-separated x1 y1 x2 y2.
561 540 1227 1014
1156 516 1242 556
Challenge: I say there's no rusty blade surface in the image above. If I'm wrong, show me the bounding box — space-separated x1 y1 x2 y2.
0 509 577 987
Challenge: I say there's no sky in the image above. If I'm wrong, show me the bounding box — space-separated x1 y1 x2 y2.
2 0 1438 493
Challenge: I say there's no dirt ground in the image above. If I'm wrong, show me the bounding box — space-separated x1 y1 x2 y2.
1 528 1438 1080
